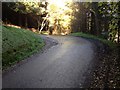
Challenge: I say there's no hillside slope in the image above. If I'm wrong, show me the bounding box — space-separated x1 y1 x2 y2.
2 26 45 69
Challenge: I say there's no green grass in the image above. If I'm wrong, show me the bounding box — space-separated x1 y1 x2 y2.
71 32 117 48
2 25 45 69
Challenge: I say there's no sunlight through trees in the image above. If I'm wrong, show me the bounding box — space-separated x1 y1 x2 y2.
2 1 120 43
11 0 74 35
47 0 73 35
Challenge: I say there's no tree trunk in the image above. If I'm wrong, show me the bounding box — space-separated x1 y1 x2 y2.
25 15 28 28
95 15 99 35
90 11 95 35
118 1 120 43
39 14 48 34
37 20 40 31
91 2 101 36
19 13 22 27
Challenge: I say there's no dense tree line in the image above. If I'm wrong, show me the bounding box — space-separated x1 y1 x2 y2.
71 2 120 43
2 1 120 43
2 2 48 30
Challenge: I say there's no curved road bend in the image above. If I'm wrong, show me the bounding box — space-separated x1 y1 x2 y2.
3 35 95 88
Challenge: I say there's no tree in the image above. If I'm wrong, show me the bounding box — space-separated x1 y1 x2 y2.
90 2 101 35
71 2 89 33
4 2 48 30
118 1 120 43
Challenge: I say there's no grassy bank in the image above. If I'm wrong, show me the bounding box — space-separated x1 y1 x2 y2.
2 25 45 69
71 32 116 48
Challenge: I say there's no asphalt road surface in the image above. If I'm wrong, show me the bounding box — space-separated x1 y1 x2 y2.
3 35 95 88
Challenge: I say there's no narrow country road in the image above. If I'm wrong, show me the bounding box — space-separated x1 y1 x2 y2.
3 35 95 88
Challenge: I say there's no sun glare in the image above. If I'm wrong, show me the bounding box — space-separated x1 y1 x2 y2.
47 0 73 35
52 0 65 7
48 0 72 8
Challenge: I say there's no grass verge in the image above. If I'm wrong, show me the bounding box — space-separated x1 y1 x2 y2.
2 25 45 69
71 32 117 48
